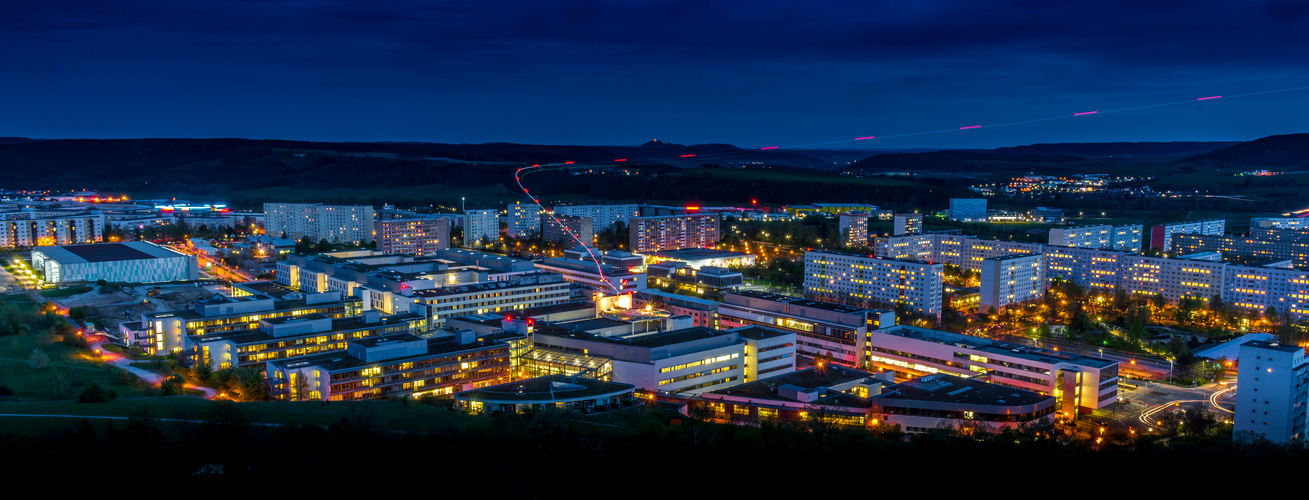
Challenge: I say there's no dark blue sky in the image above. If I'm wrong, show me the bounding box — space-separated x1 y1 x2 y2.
4 0 1309 149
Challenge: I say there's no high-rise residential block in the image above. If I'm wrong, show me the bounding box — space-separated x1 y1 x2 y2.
265 203 375 244
375 218 450 256
629 213 720 253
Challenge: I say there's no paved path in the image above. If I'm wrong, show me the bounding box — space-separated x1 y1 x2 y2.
89 336 217 399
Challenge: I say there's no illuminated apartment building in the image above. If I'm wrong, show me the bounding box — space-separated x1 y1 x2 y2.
1171 233 1309 267
645 262 740 294
266 330 515 401
892 213 922 236
1041 246 1124 291
803 250 944 318
542 214 593 246
264 203 375 244
873 233 1040 272
1149 219 1225 251
0 209 105 248
1119 254 1226 302
865 325 1119 414
1251 217 1309 230
551 204 641 231
508 201 544 238
1222 266 1309 317
374 218 450 256
718 290 893 367
628 213 721 252
979 253 1044 313
463 209 500 246
1048 224 1142 252
839 212 870 247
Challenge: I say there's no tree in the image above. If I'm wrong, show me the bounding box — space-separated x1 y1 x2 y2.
28 348 48 370
160 375 186 396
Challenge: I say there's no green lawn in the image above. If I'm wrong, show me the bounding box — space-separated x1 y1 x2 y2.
0 327 153 400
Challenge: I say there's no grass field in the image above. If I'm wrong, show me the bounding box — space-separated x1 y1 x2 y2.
0 305 153 400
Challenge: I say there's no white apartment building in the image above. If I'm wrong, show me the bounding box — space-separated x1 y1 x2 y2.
1252 217 1309 230
718 290 894 367
508 201 543 238
892 213 922 236
1048 224 1141 252
1110 224 1143 252
374 218 450 256
264 203 375 244
1235 340 1309 443
875 233 1041 271
1149 219 1225 251
979 253 1044 313
839 212 870 247
0 210 104 248
463 209 500 246
629 213 721 253
552 204 642 231
1042 246 1124 291
803 251 944 319
1119 254 1226 302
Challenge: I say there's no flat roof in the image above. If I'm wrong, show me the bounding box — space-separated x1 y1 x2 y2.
877 373 1051 406
455 375 634 403
731 325 793 341
535 324 729 349
37 241 183 264
1243 340 1304 353
787 298 868 315
275 334 511 372
709 366 876 407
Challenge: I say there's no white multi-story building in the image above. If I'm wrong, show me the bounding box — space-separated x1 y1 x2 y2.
629 213 720 253
1251 217 1309 230
1119 254 1226 302
866 325 1119 414
1048 224 1141 252
542 214 593 246
949 198 987 222
979 253 1044 313
892 213 922 236
803 251 944 319
839 212 870 247
374 218 450 256
552 204 642 231
463 209 500 246
508 201 543 238
1041 246 1124 292
1235 340 1309 443
0 210 104 248
874 233 1041 271
1149 219 1225 251
264 203 375 244
408 272 571 327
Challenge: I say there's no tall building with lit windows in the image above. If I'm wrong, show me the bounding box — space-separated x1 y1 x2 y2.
1119 254 1226 302
979 253 1044 313
1041 246 1124 291
0 209 105 248
463 209 500 246
892 213 923 236
375 218 450 256
839 212 870 247
803 250 943 319
551 204 642 231
1048 224 1141 252
1149 219 1225 251
629 213 721 253
508 201 544 238
265 203 375 244
873 233 1040 272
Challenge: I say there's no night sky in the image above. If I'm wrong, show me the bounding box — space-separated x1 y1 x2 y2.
5 0 1309 149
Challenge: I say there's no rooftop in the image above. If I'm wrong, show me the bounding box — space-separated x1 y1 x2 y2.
876 373 1051 407
37 241 184 264
1243 340 1305 354
274 334 512 372
454 375 635 403
731 325 795 341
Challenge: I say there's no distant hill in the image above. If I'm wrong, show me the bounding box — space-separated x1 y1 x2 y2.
1186 133 1309 168
993 141 1238 157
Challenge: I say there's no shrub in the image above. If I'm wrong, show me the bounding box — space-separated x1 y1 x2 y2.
77 382 108 403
